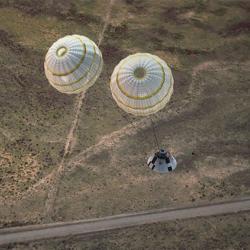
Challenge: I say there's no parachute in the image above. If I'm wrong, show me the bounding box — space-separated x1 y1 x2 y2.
44 35 103 94
110 53 173 116
110 53 176 173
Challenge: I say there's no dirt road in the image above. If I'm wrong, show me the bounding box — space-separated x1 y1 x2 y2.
0 197 250 246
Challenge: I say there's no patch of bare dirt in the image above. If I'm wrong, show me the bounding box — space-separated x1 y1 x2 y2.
222 21 250 37
0 127 16 141
0 30 25 54
0 0 100 24
101 43 127 65
1 0 70 16
163 46 213 56
0 152 41 201
162 6 193 24
0 0 101 24
189 60 240 97
192 60 218 77
226 169 250 188
123 0 149 11
223 0 250 13
198 157 249 180
178 10 195 20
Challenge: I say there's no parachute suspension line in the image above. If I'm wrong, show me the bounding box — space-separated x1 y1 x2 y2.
107 93 161 153
119 111 154 157
150 116 160 150
106 95 148 156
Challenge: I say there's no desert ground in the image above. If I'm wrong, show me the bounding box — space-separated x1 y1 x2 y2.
0 0 249 236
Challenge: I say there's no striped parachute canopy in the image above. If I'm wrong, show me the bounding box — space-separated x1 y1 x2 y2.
110 53 174 116
44 35 103 94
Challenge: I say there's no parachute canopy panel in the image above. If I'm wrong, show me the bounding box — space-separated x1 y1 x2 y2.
44 35 103 94
110 53 174 116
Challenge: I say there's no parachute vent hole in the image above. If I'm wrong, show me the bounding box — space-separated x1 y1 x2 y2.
56 46 67 57
134 67 146 79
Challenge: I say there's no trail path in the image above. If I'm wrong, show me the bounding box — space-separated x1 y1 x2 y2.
43 0 116 221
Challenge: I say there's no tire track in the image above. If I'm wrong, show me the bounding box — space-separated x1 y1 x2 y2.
43 0 116 222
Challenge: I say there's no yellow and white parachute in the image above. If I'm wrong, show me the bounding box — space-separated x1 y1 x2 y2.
44 35 103 94
110 53 173 116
